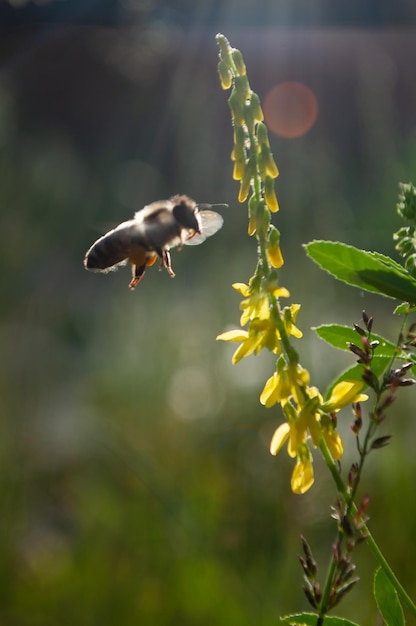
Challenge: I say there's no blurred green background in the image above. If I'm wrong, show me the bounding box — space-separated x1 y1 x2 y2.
1 1 416 624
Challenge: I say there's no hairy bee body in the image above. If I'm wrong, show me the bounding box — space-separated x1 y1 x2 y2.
84 220 142 271
83 194 224 290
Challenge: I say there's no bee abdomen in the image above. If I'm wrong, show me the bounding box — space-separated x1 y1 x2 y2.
84 228 132 271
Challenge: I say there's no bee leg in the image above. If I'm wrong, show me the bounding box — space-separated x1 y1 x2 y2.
162 249 175 278
129 262 147 290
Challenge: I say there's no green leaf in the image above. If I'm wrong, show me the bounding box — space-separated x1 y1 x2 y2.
280 613 360 626
324 359 391 400
394 302 416 314
374 567 405 626
314 324 397 357
305 241 416 302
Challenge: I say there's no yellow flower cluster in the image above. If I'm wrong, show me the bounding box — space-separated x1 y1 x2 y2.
215 34 368 494
216 33 280 237
265 372 367 493
217 279 368 493
216 280 300 364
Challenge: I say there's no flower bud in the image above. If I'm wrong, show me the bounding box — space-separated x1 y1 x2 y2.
371 435 392 449
257 148 267 180
405 253 416 277
233 157 246 181
217 60 232 89
256 121 270 147
233 125 247 161
216 33 233 66
247 194 258 235
238 156 256 202
231 49 246 75
254 199 270 237
234 75 250 101
238 181 250 203
249 92 264 122
267 226 284 268
264 175 279 212
244 101 255 135
353 323 366 337
248 215 256 236
361 311 373 332
350 416 362 435
228 89 245 126
397 181 416 221
260 145 279 179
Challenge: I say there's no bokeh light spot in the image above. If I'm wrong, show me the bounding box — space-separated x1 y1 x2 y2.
264 82 318 139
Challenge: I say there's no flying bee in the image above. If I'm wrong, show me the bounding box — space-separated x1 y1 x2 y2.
83 194 225 290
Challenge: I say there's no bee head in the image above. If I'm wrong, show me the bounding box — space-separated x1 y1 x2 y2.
172 196 201 234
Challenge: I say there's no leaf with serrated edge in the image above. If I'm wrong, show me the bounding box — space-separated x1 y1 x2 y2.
305 241 416 302
313 324 397 357
280 612 361 626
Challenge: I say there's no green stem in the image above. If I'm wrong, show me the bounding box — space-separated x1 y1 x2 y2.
319 438 416 618
317 543 340 622
365 529 416 617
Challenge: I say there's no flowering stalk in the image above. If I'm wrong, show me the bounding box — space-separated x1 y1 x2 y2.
215 33 363 496
215 33 416 622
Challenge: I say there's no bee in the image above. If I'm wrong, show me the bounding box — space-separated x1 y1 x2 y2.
83 194 225 290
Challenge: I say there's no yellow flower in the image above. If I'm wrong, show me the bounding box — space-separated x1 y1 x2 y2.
291 452 314 494
217 60 232 89
267 227 284 268
269 393 324 494
264 175 279 213
248 215 256 236
269 422 290 455
260 370 292 407
233 282 270 326
233 280 289 327
283 304 303 339
233 158 246 181
300 393 323 449
267 243 284 269
270 394 319 455
249 318 281 355
269 418 315 493
260 362 310 408
269 411 305 459
322 425 344 461
321 380 368 413
216 329 254 364
216 318 281 364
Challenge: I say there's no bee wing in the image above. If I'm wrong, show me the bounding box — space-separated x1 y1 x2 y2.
183 210 224 246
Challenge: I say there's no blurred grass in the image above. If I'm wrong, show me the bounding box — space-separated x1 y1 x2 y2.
1 16 416 625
